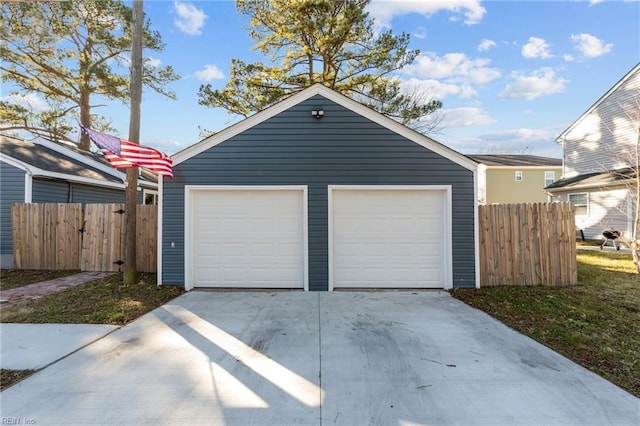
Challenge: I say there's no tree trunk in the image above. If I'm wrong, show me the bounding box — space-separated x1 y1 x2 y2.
308 53 314 83
79 91 91 150
124 0 143 286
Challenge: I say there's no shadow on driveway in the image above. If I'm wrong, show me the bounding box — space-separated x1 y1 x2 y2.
1 291 637 425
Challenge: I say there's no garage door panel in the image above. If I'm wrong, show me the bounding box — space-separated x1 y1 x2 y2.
190 188 305 289
331 188 448 289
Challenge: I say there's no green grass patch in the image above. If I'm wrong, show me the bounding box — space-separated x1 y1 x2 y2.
1 269 80 291
1 272 184 325
451 251 639 398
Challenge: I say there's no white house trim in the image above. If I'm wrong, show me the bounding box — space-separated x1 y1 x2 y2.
157 177 164 286
327 185 453 291
480 165 561 170
473 171 481 288
1 152 126 190
24 174 32 203
0 154 34 202
548 181 631 193
1 153 32 174
173 84 477 172
183 185 309 291
142 188 158 205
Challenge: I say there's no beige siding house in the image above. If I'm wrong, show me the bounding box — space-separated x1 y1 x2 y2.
547 63 639 241
471 155 562 204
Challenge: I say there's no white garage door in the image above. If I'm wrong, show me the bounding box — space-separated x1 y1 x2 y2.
329 186 451 289
187 187 307 289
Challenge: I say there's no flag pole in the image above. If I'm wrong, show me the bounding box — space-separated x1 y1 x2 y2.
124 0 143 285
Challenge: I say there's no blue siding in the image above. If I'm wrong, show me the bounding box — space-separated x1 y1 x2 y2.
163 95 476 290
0 161 25 259
71 183 125 204
32 179 128 204
32 179 70 203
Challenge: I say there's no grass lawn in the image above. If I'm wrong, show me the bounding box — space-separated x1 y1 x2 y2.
1 269 80 291
1 272 184 325
451 250 639 398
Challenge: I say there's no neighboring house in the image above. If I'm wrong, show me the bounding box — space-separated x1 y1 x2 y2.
0 135 158 268
159 84 479 291
470 155 562 204
547 63 640 241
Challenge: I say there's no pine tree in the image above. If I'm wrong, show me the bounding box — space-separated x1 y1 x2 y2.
198 0 441 131
1 0 179 150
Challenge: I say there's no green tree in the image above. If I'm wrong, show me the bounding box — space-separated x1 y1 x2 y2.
0 0 179 150
198 0 441 131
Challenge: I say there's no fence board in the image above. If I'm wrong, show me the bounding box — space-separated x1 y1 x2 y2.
136 205 157 272
82 203 125 272
479 202 577 286
12 203 156 272
11 203 83 270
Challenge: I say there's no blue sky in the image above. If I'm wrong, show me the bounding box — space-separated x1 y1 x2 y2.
8 0 640 157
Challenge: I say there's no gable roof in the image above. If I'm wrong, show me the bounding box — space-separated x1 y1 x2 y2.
173 84 476 171
545 167 635 191
0 134 157 189
556 62 640 143
469 154 562 167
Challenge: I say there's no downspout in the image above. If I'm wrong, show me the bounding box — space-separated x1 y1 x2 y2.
67 181 73 203
24 173 32 203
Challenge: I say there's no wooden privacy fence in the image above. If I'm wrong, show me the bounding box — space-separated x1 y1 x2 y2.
11 203 83 270
12 203 157 272
479 202 577 286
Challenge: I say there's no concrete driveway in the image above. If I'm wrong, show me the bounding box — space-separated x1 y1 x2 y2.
1 291 637 425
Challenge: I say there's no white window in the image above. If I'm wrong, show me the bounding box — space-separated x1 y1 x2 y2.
569 193 588 216
515 171 523 181
544 171 555 187
143 189 158 205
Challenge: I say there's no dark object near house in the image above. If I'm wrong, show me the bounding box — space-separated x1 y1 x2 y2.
601 229 621 251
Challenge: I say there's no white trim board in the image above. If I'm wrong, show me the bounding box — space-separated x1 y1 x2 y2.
157 177 164 286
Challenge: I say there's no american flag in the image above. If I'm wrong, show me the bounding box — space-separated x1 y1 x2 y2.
81 126 173 178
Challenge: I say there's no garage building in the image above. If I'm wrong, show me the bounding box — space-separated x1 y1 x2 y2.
159 84 478 291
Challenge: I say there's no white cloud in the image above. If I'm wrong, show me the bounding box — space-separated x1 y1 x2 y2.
367 0 486 28
478 39 496 52
405 52 501 85
570 33 613 58
145 57 162 68
441 107 496 127
402 78 477 100
479 128 557 143
475 128 563 156
194 64 225 81
413 26 427 39
499 67 567 100
521 37 553 59
147 138 185 155
1 94 48 112
173 1 207 36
